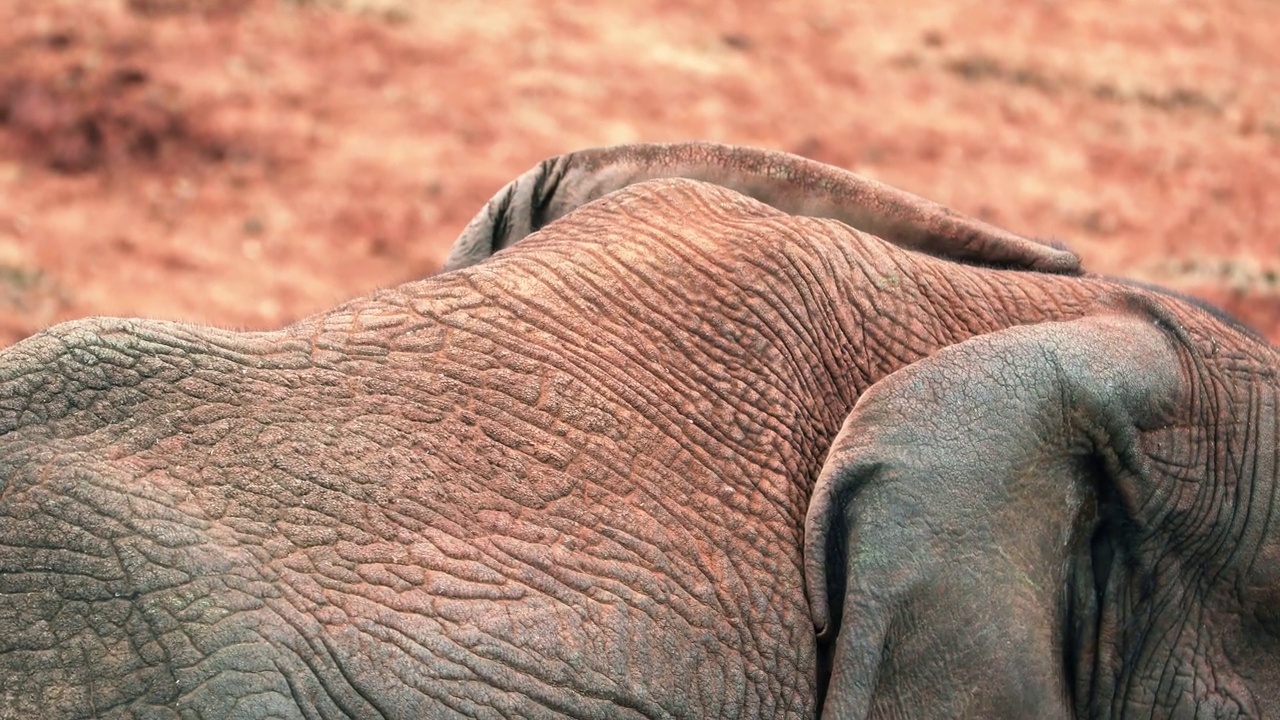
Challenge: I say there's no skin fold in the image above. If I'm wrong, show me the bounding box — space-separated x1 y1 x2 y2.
0 144 1275 718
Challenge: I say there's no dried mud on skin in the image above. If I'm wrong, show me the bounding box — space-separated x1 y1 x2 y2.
0 0 1277 346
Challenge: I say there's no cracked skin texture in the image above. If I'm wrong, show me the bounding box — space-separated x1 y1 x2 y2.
0 178 1275 717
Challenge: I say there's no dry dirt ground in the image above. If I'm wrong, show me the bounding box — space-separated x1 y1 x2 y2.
1 0 1277 347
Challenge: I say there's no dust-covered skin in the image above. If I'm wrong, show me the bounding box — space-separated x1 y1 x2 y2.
0 151 1276 717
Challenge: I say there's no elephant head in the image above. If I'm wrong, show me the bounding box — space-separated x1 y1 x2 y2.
0 142 1274 719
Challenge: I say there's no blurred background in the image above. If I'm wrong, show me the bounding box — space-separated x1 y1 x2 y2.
0 0 1276 345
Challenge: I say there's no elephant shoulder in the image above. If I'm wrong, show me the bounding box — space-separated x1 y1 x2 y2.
1 317 141 436
0 316 299 441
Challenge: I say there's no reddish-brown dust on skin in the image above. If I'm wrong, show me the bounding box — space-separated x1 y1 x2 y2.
0 0 1276 346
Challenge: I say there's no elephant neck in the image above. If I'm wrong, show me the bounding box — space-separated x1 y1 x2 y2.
363 183 1114 517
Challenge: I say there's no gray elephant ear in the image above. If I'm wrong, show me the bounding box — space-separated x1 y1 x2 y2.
442 142 1082 274
803 312 1185 718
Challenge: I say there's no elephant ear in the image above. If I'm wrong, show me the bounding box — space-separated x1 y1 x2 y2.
803 311 1185 718
442 141 1081 274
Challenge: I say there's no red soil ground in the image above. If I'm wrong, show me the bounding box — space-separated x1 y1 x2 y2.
1 0 1277 346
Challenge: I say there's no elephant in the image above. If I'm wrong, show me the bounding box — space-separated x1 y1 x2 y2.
0 141 1274 718
442 141 1080 274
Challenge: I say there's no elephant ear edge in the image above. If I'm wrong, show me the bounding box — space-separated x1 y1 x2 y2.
441 142 1083 274
803 309 1187 717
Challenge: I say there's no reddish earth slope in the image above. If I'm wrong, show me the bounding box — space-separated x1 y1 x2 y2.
1 0 1276 345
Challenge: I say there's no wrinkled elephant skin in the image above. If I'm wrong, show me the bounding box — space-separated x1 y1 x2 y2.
0 143 1276 718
